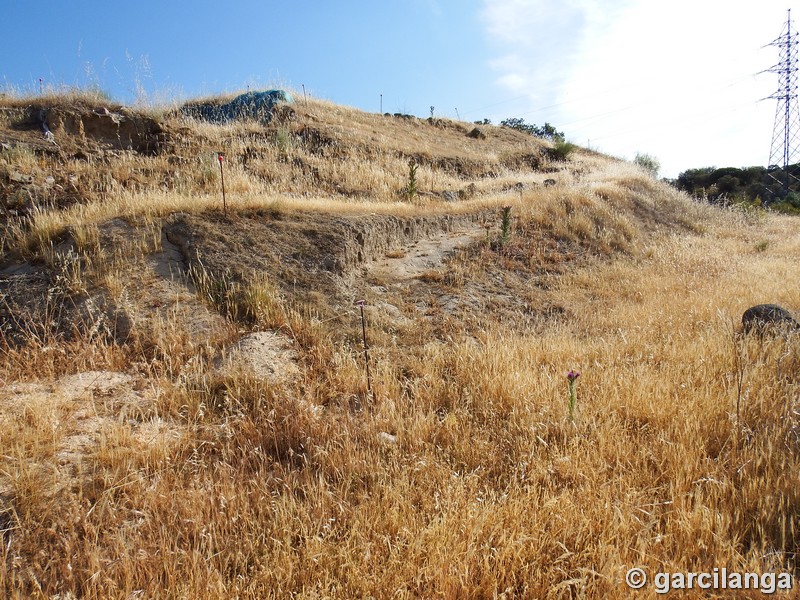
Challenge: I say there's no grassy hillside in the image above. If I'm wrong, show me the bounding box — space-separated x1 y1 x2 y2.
1 90 799 598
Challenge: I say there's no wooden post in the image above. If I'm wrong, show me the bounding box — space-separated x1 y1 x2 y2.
217 152 227 215
355 300 375 403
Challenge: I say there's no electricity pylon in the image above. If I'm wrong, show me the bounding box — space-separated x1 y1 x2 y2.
766 9 800 194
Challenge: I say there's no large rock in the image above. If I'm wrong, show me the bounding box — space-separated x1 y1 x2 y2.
181 90 293 124
742 304 800 333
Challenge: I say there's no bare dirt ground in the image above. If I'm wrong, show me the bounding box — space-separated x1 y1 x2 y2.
0 370 169 498
366 225 486 283
216 331 300 383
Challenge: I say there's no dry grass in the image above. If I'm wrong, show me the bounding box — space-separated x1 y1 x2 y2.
3 210 799 597
1 92 799 598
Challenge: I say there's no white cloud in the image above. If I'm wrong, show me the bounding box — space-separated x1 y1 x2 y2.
482 0 620 45
481 0 791 177
479 0 634 128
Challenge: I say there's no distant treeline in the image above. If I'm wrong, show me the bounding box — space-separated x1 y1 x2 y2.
671 164 800 213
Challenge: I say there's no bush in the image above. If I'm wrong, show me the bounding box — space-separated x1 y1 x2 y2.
634 152 660 178
672 164 800 211
547 140 576 162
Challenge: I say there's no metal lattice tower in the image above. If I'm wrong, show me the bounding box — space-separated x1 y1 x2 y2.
766 9 800 192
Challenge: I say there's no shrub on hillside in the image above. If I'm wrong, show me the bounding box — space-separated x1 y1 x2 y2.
547 140 576 162
634 152 660 178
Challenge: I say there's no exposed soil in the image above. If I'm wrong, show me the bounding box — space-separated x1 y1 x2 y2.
217 331 300 384
163 208 492 278
0 210 505 481
2 101 166 155
0 370 168 498
366 226 486 282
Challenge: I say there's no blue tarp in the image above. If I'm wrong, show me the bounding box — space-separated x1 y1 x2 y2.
182 90 293 123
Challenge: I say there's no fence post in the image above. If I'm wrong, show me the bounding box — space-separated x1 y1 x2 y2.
355 300 376 404
217 152 227 215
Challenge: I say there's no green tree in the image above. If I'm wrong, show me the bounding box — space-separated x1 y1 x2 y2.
500 117 564 142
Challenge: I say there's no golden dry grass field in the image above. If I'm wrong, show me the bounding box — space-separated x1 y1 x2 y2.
0 90 799 598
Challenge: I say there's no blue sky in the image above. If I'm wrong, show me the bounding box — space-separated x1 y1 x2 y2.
1 0 794 178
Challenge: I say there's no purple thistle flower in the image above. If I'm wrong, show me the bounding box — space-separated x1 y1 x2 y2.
566 370 580 420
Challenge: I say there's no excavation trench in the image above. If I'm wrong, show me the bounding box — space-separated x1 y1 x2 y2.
163 209 494 279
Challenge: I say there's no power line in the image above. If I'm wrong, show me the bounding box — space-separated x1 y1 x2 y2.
585 98 760 145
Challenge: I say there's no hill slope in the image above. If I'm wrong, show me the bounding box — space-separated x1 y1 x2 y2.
1 92 799 598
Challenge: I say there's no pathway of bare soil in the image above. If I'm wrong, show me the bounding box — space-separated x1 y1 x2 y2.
356 217 572 335
366 226 486 282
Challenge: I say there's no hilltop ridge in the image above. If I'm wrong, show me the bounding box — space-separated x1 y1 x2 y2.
0 90 699 348
1 91 557 214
